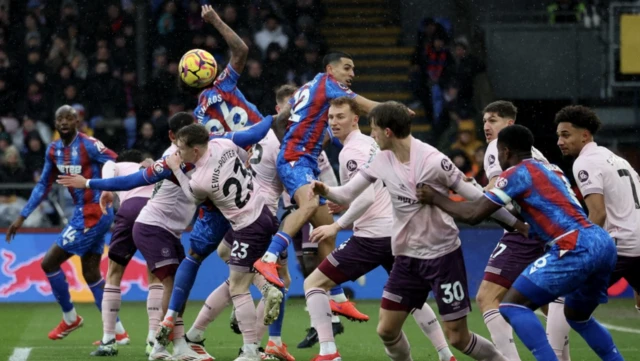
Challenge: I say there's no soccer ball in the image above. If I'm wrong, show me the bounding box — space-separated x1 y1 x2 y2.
179 49 217 88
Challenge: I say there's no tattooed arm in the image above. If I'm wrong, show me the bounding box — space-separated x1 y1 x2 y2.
201 4 249 74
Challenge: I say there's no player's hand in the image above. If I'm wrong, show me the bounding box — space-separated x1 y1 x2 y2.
57 174 88 188
99 191 115 215
201 4 219 23
166 151 182 171
310 223 341 243
416 184 436 204
6 216 25 243
515 221 530 237
327 200 348 214
140 158 155 168
308 180 329 199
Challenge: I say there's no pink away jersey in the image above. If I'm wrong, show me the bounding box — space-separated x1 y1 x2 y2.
249 129 284 215
108 162 153 203
135 144 197 238
573 142 640 257
484 139 549 181
187 138 265 231
339 130 392 238
360 137 463 259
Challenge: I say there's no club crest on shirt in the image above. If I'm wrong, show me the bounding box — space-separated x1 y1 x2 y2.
153 160 165 175
71 147 78 157
488 154 496 165
441 158 453 172
338 82 349 90
496 177 508 189
346 160 357 172
578 170 589 182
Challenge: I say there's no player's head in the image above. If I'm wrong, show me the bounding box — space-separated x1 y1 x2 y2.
174 123 209 163
554 105 601 158
369 101 411 150
55 104 78 138
323 51 354 87
483 100 517 143
497 124 534 169
116 149 144 163
168 112 196 143
328 97 360 141
275 84 298 113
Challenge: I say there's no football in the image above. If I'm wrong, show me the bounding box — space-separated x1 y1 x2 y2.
179 49 217 88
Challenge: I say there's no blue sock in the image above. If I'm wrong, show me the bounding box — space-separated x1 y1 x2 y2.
330 285 344 297
500 303 558 361
46 270 74 312
268 288 286 337
169 255 201 313
567 317 624 361
267 232 292 258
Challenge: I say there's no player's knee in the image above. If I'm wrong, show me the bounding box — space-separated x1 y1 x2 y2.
476 283 501 312
217 243 231 263
376 322 399 342
106 261 125 284
82 268 102 284
444 326 470 351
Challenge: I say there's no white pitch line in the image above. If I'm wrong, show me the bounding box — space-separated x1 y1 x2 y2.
535 310 640 334
8 348 32 361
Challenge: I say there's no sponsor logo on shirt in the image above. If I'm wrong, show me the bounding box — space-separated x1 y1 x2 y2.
578 170 589 182
57 165 82 174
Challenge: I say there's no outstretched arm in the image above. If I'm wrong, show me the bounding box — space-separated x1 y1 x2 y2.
202 4 248 74
427 186 501 225
221 115 273 148
450 179 520 228
311 172 373 205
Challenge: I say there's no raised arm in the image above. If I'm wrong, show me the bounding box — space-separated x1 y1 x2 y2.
311 172 373 205
202 4 248 73
221 115 273 148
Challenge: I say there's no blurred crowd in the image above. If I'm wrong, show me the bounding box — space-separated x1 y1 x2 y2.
0 0 327 226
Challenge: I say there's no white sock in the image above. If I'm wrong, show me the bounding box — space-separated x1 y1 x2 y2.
330 293 348 303
269 336 282 345
262 252 278 263
173 336 187 350
63 308 77 325
165 309 178 320
331 315 340 323
438 348 454 361
320 341 337 355
115 320 125 334
102 332 115 344
186 327 205 343
243 343 259 355
147 330 156 343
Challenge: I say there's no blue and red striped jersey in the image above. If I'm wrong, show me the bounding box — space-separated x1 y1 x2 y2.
21 132 117 228
486 159 592 244
193 64 265 134
281 72 357 164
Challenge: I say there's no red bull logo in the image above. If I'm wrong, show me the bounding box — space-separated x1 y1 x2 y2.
0 248 149 300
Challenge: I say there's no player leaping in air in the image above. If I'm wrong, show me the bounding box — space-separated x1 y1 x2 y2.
254 51 411 323
6 105 124 342
417 124 624 361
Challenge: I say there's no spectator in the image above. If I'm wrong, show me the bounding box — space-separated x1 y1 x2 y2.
473 145 488 187
133 121 164 159
85 61 126 118
237 28 264 61
442 37 485 109
186 0 203 31
295 45 322 85
449 120 484 162
24 48 46 83
254 14 289 55
22 130 45 177
548 0 587 24
111 33 134 71
13 114 52 150
0 130 11 155
262 42 289 91
0 74 16 117
238 59 271 115
18 82 51 126
70 52 88 79
0 145 32 198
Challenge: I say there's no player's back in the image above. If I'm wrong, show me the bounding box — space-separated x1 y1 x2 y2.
339 131 392 238
192 138 265 230
281 72 356 164
136 145 197 238
194 64 264 134
495 160 592 244
574 144 640 256
248 129 283 215
112 162 154 203
360 137 462 259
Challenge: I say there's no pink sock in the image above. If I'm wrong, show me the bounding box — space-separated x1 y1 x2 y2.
547 299 571 361
232 293 257 345
483 309 521 360
147 284 164 337
102 284 121 336
174 317 185 339
462 333 508 361
253 274 268 292
194 280 231 331
412 304 448 352
305 288 333 343
383 331 413 361
255 298 267 341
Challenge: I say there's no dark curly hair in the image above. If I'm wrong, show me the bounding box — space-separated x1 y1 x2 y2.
554 105 601 135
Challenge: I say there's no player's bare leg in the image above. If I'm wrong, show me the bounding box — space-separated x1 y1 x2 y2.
377 309 413 361
476 281 521 360
41 244 84 340
441 317 508 361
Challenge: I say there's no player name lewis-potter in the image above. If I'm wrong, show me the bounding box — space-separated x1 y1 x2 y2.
210 149 235 191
